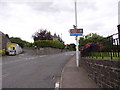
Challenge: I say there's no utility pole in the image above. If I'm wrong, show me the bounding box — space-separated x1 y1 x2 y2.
74 0 79 67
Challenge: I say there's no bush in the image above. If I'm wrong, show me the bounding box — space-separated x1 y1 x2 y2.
25 42 34 47
52 40 65 49
0 50 6 56
34 40 65 49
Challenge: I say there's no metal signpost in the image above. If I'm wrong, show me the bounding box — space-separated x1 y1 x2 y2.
69 0 83 67
70 28 83 67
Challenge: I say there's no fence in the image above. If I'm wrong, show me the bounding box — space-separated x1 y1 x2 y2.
81 33 120 60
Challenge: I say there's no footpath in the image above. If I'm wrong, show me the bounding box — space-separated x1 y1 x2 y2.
60 55 99 88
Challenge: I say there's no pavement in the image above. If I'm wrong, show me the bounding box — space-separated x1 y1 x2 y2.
60 55 99 88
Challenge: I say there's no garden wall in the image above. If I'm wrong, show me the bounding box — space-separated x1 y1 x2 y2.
81 58 120 89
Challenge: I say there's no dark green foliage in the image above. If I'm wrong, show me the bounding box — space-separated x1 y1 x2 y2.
25 42 34 47
66 44 76 51
10 37 24 48
9 37 33 48
79 33 104 48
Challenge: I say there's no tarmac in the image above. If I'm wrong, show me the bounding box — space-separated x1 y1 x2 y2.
60 55 99 88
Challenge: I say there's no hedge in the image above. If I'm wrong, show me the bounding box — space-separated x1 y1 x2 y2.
34 40 65 49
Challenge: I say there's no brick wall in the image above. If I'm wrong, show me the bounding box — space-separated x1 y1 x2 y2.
81 58 120 89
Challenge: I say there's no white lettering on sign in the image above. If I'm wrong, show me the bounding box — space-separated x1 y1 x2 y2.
69 29 83 34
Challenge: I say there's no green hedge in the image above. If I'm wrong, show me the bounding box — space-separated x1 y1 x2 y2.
88 56 120 60
25 42 34 47
34 40 65 49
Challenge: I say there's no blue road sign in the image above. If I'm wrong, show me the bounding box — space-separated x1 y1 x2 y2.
70 33 83 36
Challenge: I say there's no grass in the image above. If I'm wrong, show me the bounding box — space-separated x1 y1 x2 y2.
88 56 120 60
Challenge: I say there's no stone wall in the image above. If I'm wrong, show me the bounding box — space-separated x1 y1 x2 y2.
32 47 68 55
81 58 120 89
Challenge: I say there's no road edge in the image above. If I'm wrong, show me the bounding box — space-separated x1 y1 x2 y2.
59 55 75 88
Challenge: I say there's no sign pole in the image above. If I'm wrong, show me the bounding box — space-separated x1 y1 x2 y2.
75 0 79 67
69 0 83 67
76 36 79 67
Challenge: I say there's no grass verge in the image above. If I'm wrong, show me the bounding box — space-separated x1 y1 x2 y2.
87 56 120 60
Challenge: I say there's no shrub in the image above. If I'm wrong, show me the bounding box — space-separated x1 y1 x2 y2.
0 50 6 56
25 42 34 47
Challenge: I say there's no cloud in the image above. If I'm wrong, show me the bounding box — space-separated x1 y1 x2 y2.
119 1 120 24
0 2 12 20
26 2 59 13
0 0 119 44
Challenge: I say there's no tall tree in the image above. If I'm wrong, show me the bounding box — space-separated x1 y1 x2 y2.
32 29 53 41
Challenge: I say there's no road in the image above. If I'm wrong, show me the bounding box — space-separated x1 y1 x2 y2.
2 49 75 88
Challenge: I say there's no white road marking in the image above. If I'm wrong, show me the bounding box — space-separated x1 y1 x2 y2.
19 54 24 56
55 82 60 89
39 55 47 57
3 55 47 65
2 74 9 78
65 53 74 56
0 73 9 80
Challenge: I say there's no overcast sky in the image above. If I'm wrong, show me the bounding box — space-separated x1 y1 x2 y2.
0 0 119 44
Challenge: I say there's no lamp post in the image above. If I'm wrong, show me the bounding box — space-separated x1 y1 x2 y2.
70 0 83 67
74 0 79 67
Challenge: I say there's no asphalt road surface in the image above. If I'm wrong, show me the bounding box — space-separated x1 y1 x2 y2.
2 49 75 88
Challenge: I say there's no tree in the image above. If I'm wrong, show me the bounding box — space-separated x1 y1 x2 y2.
32 29 53 41
10 37 24 48
79 33 116 53
5 34 9 39
9 37 33 48
79 33 104 48
66 43 76 51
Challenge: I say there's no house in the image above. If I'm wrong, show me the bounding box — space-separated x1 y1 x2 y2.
52 33 59 41
52 33 64 43
0 31 11 51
